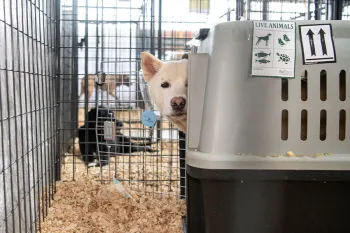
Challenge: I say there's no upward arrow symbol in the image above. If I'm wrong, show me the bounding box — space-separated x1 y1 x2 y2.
318 28 327 55
306 29 316 56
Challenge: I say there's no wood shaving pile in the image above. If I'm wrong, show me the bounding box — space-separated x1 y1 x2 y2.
63 138 182 197
39 108 186 232
40 175 186 233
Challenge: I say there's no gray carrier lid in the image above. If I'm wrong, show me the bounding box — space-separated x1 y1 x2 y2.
186 20 350 170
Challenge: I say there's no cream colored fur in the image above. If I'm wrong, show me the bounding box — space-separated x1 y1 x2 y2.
140 52 188 133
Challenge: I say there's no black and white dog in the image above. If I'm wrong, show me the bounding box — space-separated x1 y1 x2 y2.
78 106 156 167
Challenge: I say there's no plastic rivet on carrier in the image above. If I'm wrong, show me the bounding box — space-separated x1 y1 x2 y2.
141 110 157 127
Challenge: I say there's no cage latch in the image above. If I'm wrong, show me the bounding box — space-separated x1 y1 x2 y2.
103 112 116 140
104 121 116 141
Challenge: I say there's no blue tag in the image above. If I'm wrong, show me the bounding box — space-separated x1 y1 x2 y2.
141 110 157 127
113 177 120 184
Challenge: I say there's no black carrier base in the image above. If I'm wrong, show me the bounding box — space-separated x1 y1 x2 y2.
186 165 350 233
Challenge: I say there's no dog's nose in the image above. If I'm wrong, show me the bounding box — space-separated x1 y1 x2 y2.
171 97 186 111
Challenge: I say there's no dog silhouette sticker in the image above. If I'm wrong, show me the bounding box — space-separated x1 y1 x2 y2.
255 33 272 46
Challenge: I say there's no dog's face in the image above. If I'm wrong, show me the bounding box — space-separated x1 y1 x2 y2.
140 52 188 119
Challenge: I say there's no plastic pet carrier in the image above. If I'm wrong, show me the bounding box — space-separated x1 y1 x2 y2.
186 20 350 233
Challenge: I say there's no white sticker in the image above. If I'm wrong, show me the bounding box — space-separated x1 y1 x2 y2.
104 121 116 140
299 24 336 65
251 21 296 78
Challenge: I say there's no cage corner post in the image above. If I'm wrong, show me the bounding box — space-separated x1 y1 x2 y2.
236 0 244 21
314 0 321 20
333 0 344 20
55 0 62 182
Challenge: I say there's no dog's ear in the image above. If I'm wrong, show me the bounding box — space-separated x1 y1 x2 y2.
181 53 188 59
140 52 163 82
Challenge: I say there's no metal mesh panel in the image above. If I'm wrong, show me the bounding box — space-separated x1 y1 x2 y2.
238 0 350 21
94 60 184 198
0 0 58 232
58 0 208 202
343 1 350 19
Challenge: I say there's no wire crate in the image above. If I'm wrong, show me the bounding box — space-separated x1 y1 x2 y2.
75 60 183 199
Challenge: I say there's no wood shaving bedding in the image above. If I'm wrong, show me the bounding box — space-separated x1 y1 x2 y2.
40 175 185 233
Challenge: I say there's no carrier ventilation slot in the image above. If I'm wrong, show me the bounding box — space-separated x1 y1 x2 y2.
320 109 327 141
281 110 346 141
280 70 347 142
339 109 346 141
281 109 288 141
339 70 346 101
320 70 327 101
301 109 307 141
281 79 288 101
301 70 307 101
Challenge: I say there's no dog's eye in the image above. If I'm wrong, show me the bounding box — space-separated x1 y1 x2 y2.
161 82 170 88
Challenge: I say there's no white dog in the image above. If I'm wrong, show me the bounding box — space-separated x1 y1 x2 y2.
140 52 188 133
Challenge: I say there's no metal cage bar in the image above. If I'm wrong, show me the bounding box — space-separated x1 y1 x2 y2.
242 0 350 21
0 0 59 232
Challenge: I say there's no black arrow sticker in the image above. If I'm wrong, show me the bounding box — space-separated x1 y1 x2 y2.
299 24 336 65
318 28 327 55
306 29 316 56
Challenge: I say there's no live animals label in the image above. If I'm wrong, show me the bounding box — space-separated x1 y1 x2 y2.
251 21 296 78
299 24 336 65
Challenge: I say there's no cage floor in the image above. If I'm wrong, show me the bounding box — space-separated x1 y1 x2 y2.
39 156 185 233
37 105 185 232
64 137 182 195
